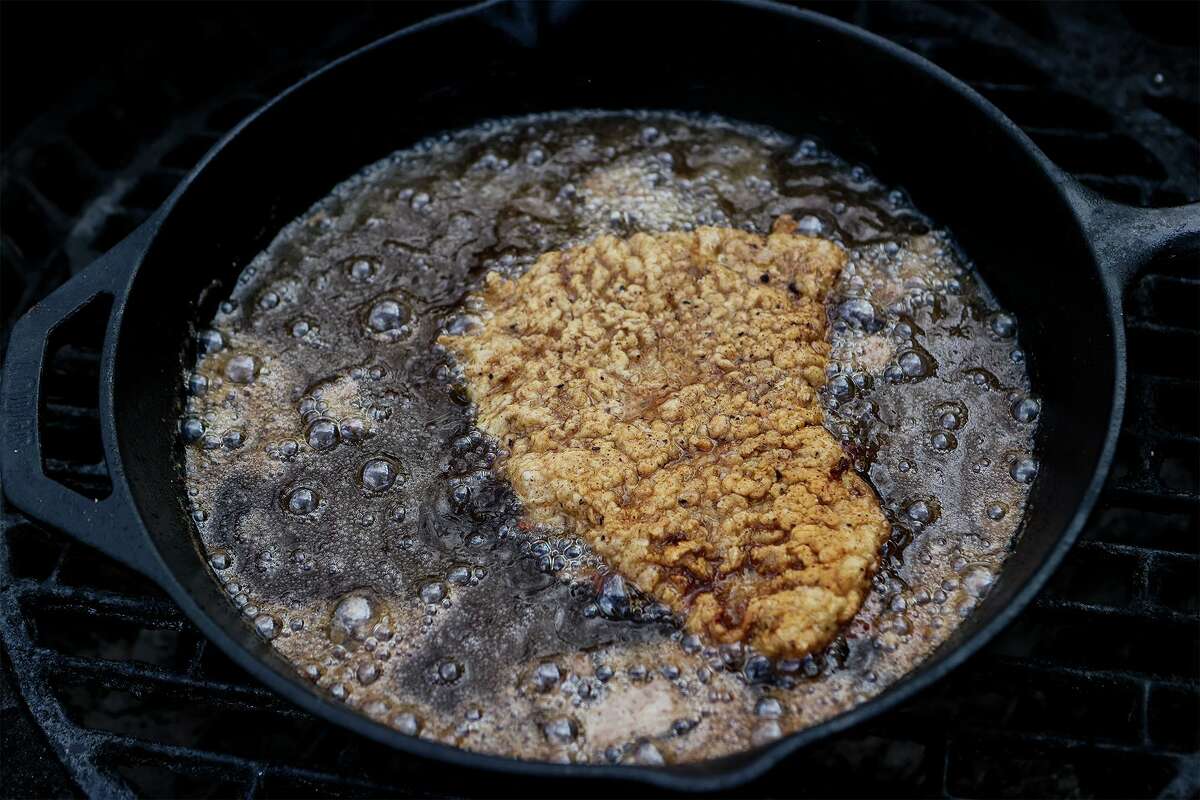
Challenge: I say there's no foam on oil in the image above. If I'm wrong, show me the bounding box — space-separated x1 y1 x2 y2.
180 112 1038 764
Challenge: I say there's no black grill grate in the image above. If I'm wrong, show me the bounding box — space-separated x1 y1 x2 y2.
2 3 1197 797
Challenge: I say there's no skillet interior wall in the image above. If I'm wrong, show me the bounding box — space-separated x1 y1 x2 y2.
115 0 1114 730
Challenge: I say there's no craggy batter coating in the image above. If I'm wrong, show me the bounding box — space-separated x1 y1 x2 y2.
441 218 889 659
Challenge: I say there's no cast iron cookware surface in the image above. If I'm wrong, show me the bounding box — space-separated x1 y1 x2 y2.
3 0 1197 791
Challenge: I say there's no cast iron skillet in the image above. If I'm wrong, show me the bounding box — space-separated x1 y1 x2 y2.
3 0 1198 791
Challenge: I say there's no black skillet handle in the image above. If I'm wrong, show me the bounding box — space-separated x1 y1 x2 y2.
1 221 167 583
1065 183 1200 295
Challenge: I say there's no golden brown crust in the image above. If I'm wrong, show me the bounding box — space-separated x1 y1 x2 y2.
441 218 889 659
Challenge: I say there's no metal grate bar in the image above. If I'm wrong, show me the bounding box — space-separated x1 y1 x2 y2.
97 737 416 797
1032 597 1196 627
984 654 1198 692
35 651 295 710
15 583 183 632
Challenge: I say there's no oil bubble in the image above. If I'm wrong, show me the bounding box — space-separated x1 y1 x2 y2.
367 299 409 333
420 582 447 604
390 712 421 735
542 717 578 744
755 697 783 718
672 718 696 735
930 431 957 451
291 318 316 338
181 417 206 443
284 487 320 515
634 741 665 765
437 660 462 683
533 662 561 691
597 574 631 619
990 312 1017 338
744 655 773 683
906 498 940 525
963 566 995 597
254 614 279 639
751 720 783 746
444 315 481 337
357 662 380 685
345 256 382 283
828 374 854 402
197 329 224 354
1012 396 1041 423
331 591 378 643
360 455 398 494
306 419 339 451
898 350 929 379
795 215 824 235
225 354 257 384
935 401 967 430
837 298 882 333
1010 457 1038 484
256 550 279 573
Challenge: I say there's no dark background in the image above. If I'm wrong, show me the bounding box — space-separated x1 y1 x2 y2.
2 2 1197 798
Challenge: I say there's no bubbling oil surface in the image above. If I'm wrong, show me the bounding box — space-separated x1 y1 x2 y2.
180 112 1038 764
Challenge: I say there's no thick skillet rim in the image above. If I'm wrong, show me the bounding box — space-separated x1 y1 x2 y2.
111 0 1124 790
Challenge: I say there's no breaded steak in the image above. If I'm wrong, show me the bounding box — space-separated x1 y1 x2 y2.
441 217 889 659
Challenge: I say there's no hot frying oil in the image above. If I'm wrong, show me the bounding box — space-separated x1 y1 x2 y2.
181 112 1038 763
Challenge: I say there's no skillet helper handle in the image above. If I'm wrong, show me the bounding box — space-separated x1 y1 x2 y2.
1 224 164 581
1068 186 1200 293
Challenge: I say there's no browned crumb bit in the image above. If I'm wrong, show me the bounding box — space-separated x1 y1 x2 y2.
441 217 889 659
